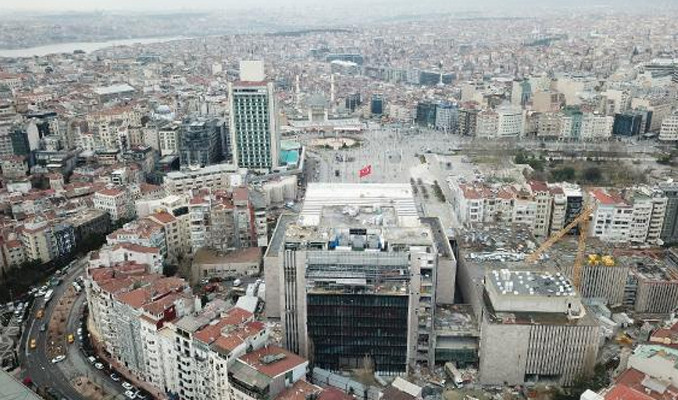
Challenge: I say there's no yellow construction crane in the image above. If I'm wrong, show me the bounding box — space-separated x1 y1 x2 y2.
525 205 593 289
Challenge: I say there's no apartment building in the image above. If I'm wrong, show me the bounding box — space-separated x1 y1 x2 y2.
85 264 193 383
84 258 289 400
90 242 163 275
94 188 134 222
107 218 167 259
580 113 614 140
659 114 678 142
661 183 678 245
589 187 667 245
449 180 558 238
158 121 181 156
20 219 55 263
162 163 246 195
147 211 189 264
187 189 258 254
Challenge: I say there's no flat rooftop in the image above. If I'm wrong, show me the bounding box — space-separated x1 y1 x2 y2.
265 213 297 258
94 83 135 95
300 183 418 227
435 304 478 336
166 163 241 179
626 256 678 282
458 224 537 262
488 269 576 297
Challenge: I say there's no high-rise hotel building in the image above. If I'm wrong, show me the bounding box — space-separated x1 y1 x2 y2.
229 61 279 172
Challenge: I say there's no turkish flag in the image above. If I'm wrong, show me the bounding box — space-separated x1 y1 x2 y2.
359 165 372 178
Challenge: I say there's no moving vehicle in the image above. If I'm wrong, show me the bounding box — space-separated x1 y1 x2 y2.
51 355 66 364
444 362 465 388
44 289 54 303
36 308 44 319
30 339 37 349
233 279 242 287
67 334 74 344
39 324 46 332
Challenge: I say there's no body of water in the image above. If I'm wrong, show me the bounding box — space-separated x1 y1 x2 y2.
0 36 190 58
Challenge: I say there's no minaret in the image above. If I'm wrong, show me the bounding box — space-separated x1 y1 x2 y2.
330 74 335 105
295 75 301 109
437 60 445 86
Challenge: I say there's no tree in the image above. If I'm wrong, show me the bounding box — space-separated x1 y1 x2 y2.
551 166 576 181
163 264 178 277
582 167 603 183
657 153 673 165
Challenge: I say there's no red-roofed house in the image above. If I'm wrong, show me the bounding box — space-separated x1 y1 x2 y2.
229 345 309 400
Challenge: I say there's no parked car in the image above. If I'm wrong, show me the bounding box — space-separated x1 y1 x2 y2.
122 382 134 390
30 339 37 349
124 390 137 399
94 362 104 370
110 373 121 382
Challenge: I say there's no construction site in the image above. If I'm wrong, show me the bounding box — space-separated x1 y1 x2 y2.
449 213 678 387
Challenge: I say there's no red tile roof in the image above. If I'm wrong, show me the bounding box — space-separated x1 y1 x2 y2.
606 368 678 400
591 188 627 206
238 345 307 378
149 211 176 224
112 242 160 254
276 380 321 400
194 307 254 345
317 388 354 400
233 187 249 203
117 288 151 308
96 188 125 197
142 292 183 316
529 180 549 192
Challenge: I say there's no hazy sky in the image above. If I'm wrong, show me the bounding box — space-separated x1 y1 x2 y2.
1 0 672 13
1 0 331 11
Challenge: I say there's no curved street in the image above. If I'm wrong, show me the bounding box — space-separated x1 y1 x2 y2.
20 259 125 400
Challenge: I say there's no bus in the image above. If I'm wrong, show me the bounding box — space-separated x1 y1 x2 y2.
444 362 464 388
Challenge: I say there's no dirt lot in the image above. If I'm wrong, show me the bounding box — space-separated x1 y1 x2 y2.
46 286 78 358
72 376 112 400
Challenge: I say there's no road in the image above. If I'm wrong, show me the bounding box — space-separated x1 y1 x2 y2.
20 259 124 399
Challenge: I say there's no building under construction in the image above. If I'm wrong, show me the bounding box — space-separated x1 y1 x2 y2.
479 269 599 386
452 225 599 386
456 222 678 316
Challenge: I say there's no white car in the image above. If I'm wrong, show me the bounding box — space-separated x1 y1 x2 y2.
87 356 96 364
124 390 137 399
94 362 104 370
122 382 134 390
51 355 66 364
